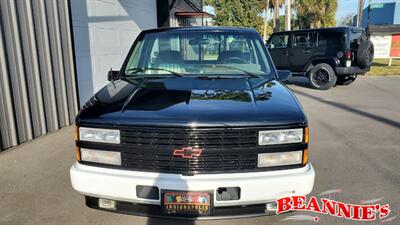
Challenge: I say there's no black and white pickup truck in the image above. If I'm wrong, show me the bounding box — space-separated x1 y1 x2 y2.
70 27 315 219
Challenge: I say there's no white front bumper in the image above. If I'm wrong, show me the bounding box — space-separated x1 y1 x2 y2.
70 162 315 207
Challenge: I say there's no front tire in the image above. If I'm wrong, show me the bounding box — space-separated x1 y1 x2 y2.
308 63 337 90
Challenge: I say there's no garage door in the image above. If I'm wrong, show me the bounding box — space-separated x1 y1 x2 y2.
70 0 157 105
0 0 78 151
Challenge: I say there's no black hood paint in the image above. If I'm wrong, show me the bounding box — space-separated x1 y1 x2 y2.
77 77 307 127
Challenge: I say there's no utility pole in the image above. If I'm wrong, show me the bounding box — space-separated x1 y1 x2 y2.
285 0 291 31
263 0 270 41
357 0 363 27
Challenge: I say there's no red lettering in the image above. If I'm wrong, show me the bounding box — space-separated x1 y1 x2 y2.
379 204 390 219
305 196 321 213
351 204 362 220
321 198 336 215
276 195 390 222
336 202 351 219
292 196 306 210
360 205 376 220
276 197 292 214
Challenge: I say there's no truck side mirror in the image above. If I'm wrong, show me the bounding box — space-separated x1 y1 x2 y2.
108 70 119 81
277 70 292 82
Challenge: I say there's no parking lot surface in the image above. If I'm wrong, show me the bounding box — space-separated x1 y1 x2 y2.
0 76 399 225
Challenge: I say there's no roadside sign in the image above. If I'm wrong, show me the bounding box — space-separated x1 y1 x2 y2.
370 3 384 8
390 34 400 57
371 35 391 58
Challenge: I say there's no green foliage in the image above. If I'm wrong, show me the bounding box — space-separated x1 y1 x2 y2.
268 0 285 9
338 13 354 26
205 0 265 34
295 0 337 28
266 15 285 32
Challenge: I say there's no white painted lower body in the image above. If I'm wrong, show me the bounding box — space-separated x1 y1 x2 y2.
70 162 315 207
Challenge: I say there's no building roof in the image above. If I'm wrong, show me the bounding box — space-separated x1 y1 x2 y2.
368 24 400 33
175 11 214 18
272 26 364 34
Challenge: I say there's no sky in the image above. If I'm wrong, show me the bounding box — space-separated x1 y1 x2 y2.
336 0 399 21
336 0 359 21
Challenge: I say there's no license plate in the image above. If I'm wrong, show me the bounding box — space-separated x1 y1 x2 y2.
162 190 213 216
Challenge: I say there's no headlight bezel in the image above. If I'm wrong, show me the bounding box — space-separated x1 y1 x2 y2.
258 128 305 146
78 127 120 144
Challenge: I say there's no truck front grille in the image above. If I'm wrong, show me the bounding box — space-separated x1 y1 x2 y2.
78 125 306 175
118 127 265 174
120 126 258 149
121 151 258 175
115 126 304 175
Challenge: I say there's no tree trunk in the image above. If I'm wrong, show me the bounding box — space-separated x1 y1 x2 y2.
285 0 291 31
273 0 279 32
263 0 270 40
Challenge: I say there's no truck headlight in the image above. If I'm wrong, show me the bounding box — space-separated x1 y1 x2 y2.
79 127 120 144
80 148 121 165
258 128 303 145
258 151 303 167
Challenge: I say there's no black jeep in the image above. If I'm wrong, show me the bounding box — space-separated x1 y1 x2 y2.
267 27 374 90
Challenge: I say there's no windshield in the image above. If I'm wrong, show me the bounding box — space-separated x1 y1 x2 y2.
123 31 274 78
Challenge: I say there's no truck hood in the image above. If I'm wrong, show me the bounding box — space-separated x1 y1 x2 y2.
77 77 307 127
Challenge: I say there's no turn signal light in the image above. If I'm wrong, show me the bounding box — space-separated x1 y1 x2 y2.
304 127 309 144
76 147 81 161
302 149 308 165
75 126 79 142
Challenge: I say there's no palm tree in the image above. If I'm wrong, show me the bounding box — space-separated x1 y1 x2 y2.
269 0 285 32
263 0 270 40
295 0 337 28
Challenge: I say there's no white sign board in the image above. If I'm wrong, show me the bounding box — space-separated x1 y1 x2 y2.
370 35 392 58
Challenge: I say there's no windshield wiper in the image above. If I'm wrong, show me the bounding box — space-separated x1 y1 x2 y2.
202 64 264 78
126 67 184 77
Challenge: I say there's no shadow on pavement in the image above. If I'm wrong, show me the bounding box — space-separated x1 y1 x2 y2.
147 217 194 225
285 77 312 89
292 89 400 129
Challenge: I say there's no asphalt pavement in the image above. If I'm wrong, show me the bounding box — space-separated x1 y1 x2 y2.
0 76 399 225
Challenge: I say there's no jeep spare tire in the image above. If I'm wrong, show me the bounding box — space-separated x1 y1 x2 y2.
357 39 374 69
309 63 337 90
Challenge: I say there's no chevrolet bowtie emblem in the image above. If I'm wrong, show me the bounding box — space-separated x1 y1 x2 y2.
173 147 203 159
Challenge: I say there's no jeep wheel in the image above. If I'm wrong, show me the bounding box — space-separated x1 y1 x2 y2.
336 75 357 85
309 63 337 90
357 39 374 69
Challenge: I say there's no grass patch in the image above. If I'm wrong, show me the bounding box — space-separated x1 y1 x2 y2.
367 58 400 76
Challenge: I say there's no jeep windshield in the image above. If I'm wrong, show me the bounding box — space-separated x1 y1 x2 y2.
122 30 274 78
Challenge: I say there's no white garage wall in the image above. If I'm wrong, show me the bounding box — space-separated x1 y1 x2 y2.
70 0 157 105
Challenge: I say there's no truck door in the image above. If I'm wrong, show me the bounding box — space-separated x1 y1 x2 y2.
268 33 290 70
289 32 315 72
